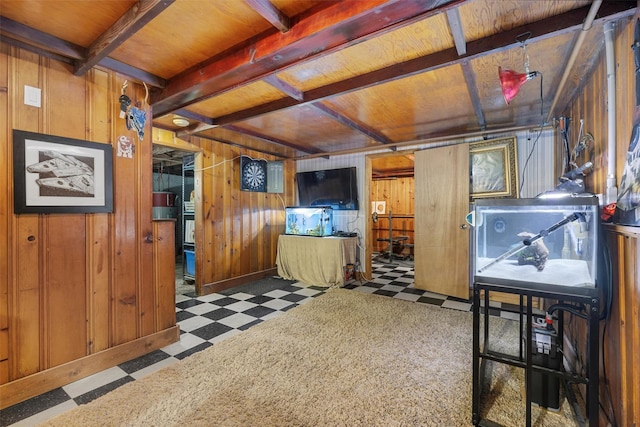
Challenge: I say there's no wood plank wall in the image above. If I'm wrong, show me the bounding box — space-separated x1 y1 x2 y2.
0 43 178 408
197 139 295 293
152 129 296 295
370 178 415 253
562 14 640 427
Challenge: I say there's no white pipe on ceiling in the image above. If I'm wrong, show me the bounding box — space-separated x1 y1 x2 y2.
546 0 603 123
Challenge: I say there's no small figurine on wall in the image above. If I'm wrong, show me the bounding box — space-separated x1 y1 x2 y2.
117 135 134 158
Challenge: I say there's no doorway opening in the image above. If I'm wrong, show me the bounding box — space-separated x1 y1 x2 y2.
367 152 415 274
152 144 196 295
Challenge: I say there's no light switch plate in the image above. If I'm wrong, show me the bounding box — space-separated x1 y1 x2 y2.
24 85 41 108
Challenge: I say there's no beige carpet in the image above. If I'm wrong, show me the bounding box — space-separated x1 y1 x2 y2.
40 289 577 427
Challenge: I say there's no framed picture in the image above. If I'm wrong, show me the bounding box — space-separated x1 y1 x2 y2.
469 137 519 199
13 130 114 214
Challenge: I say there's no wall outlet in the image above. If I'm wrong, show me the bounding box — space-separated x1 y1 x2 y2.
24 85 41 108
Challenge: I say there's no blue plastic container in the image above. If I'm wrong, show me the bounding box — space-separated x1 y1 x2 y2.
184 250 195 276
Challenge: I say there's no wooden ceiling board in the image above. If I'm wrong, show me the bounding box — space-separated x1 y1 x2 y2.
236 105 377 152
371 154 415 177
153 114 180 129
109 0 274 78
372 154 414 171
269 0 327 19
323 64 476 142
473 30 578 125
199 127 300 158
275 12 454 92
0 0 134 47
458 0 591 42
552 20 607 114
186 80 290 119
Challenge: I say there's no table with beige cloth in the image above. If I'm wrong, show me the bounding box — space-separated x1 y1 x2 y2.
276 234 357 287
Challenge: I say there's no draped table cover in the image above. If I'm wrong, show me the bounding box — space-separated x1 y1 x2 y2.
276 235 357 287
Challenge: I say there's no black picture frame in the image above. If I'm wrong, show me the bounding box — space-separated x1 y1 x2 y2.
13 130 114 214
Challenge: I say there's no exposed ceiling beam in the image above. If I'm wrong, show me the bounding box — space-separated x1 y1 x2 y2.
245 0 291 33
176 123 218 136
191 133 288 159
75 0 175 76
224 125 325 155
0 16 167 88
0 34 75 65
263 75 304 101
151 0 465 116
310 102 395 144
203 1 635 126
298 124 550 161
372 169 414 178
99 57 167 88
0 16 86 59
171 109 218 136
446 7 466 56
460 61 486 131
174 109 216 126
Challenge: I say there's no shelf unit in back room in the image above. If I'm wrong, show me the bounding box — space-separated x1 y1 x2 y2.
182 155 195 282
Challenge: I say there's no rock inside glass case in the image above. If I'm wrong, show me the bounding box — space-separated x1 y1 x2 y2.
473 196 599 293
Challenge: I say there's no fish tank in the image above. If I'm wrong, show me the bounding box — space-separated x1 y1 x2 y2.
285 206 333 237
473 196 599 295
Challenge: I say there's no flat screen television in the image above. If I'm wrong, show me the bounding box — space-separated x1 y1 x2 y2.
296 167 359 210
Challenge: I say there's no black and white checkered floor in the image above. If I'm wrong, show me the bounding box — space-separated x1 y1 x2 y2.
1 260 520 426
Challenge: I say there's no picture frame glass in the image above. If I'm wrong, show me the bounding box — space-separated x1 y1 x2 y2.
470 137 519 199
13 130 114 214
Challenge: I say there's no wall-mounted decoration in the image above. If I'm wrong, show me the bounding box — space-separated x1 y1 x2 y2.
13 130 114 214
240 155 267 192
117 135 134 158
371 201 386 215
120 80 148 142
469 137 519 199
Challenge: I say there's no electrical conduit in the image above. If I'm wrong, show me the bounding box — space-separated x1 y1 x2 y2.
604 21 618 204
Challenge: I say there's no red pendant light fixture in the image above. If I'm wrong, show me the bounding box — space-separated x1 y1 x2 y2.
498 31 541 105
499 67 540 104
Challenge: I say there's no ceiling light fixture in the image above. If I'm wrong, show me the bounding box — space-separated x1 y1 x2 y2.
172 117 190 127
498 67 540 104
498 32 541 105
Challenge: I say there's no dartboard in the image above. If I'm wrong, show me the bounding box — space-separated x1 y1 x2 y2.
241 157 267 192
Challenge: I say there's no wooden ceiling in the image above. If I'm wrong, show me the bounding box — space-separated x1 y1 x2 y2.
2 0 637 176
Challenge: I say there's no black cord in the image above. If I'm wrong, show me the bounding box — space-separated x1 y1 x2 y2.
560 118 571 175
519 73 545 195
599 226 613 322
519 129 541 195
547 303 587 319
599 229 617 426
539 72 544 119
601 321 618 427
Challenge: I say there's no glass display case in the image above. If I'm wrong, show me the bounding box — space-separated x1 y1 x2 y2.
473 196 599 295
285 206 333 237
